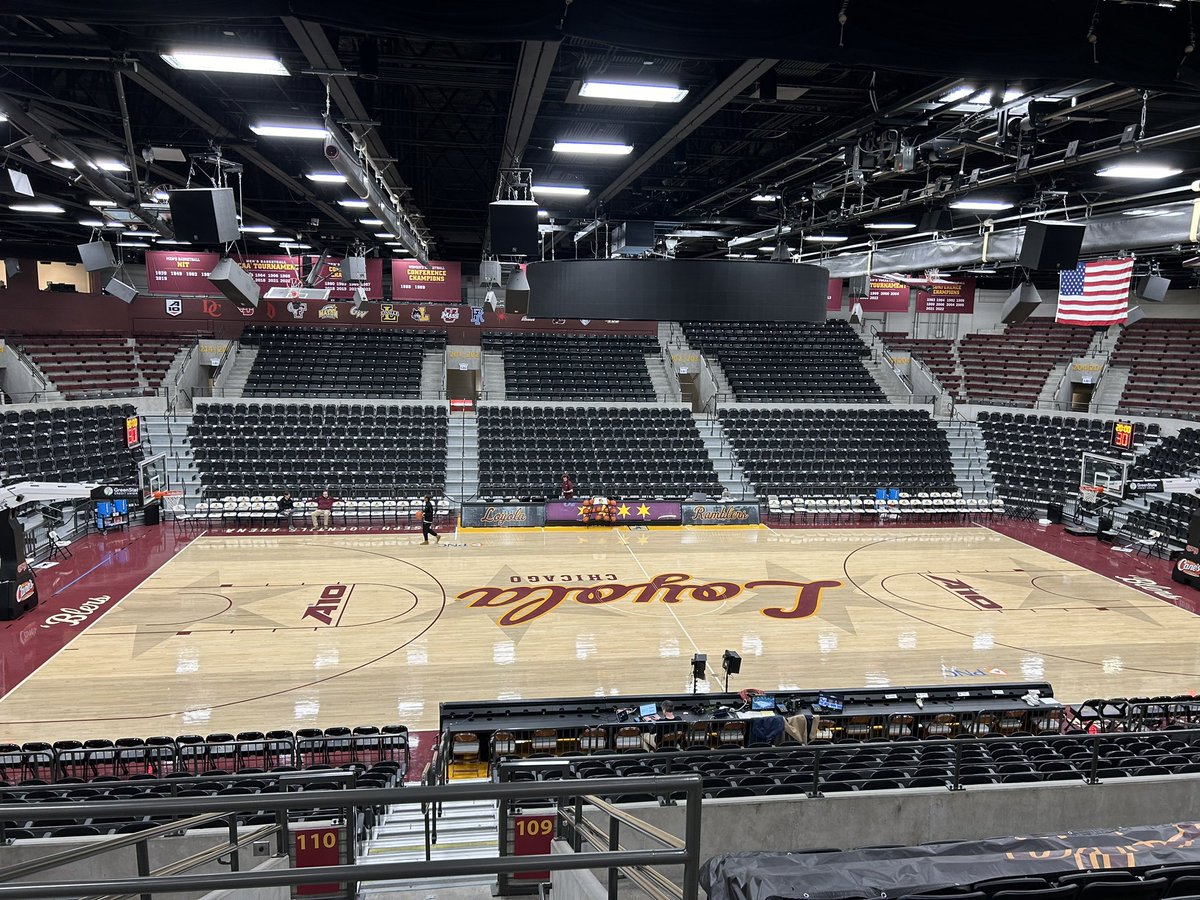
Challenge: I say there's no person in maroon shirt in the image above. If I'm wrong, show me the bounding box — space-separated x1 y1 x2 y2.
310 490 340 529
561 473 575 500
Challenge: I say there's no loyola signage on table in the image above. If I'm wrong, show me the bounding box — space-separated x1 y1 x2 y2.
145 251 383 300
682 503 761 525
461 503 546 527
545 500 681 524
391 259 462 303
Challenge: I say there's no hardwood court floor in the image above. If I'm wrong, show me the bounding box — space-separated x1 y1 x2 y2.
1 524 1199 743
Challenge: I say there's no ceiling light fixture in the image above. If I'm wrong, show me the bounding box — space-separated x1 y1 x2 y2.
249 123 327 140
1096 163 1183 179
532 184 590 197
373 232 396 238
360 218 384 226
537 209 549 218
552 141 634 156
864 222 917 230
116 241 150 248
94 160 129 172
258 235 301 242
155 239 192 245
938 86 976 103
751 194 779 202
305 172 347 183
50 159 75 169
239 224 274 233
337 199 370 208
579 81 688 103
88 198 118 207
950 199 1014 211
965 267 998 274
162 50 290 76
10 202 64 213
804 234 848 243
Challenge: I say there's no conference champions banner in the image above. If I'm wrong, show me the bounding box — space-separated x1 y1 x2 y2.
460 503 546 528
682 503 761 526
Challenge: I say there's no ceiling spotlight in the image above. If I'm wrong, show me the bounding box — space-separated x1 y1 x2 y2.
250 123 328 140
949 199 1014 211
162 50 290 76
579 80 688 103
305 172 347 183
864 222 917 230
10 202 64 213
751 193 779 202
1096 163 1183 180
552 141 634 156
532 185 590 197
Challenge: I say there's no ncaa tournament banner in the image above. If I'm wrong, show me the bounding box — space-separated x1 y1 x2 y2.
916 277 976 314
865 278 912 312
682 503 761 526
545 500 681 524
391 259 462 303
461 503 545 528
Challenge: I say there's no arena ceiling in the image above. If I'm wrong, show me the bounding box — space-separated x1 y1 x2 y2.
2 1 1200 286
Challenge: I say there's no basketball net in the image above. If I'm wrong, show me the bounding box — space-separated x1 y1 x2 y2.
155 490 185 511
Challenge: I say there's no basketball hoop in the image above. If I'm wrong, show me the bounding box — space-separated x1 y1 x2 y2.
1079 484 1105 495
154 489 185 511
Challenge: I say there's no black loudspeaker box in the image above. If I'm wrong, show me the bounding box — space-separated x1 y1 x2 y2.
168 187 240 245
1124 306 1146 327
489 200 539 258
1018 220 1087 270
505 287 529 316
1135 274 1169 302
1047 502 1064 524
1000 282 1043 324
1188 513 1200 550
919 209 953 233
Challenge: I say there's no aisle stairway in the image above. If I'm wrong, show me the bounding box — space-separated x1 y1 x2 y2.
937 420 997 502
645 354 676 402
481 350 506 401
693 414 755 499
219 347 258 398
141 413 202 504
420 349 446 400
358 797 498 898
444 412 479 504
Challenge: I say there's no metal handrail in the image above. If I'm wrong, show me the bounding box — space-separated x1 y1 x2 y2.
0 775 703 900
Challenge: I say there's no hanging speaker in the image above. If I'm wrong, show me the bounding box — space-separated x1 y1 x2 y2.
3 258 20 281
1001 282 1044 324
919 209 953 233
342 256 367 282
1134 274 1169 302
103 278 138 304
489 200 539 258
77 240 118 272
1018 221 1087 270
208 258 260 310
0 169 33 199
168 187 240 245
1124 306 1146 327
479 259 502 285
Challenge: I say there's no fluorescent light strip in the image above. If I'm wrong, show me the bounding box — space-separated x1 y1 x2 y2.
250 123 327 139
259 235 301 242
950 199 1014 211
579 81 688 103
864 222 917 230
552 141 634 156
965 267 997 274
805 235 848 243
239 225 275 234
10 203 64 213
117 241 150 248
306 172 347 183
374 232 396 238
751 194 779 202
360 218 384 226
1097 164 1183 180
337 199 370 208
161 51 289 77
532 184 590 197
88 198 117 207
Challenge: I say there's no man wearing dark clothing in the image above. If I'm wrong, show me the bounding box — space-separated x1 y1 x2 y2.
421 494 440 544
278 491 295 530
561 473 575 500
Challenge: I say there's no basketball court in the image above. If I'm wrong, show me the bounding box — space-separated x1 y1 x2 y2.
1 523 1198 745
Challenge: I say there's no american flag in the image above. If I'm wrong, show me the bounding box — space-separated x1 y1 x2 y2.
1055 257 1135 326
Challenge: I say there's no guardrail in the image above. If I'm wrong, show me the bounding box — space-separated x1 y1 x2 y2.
0 776 703 900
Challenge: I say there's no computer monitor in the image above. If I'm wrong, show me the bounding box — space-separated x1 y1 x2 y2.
817 693 844 711
639 703 657 718
751 694 775 711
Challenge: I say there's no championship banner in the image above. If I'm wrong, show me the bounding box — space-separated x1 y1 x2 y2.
827 278 843 312
865 279 912 312
391 259 462 303
682 503 761 526
461 503 545 528
916 277 976 313
545 500 682 525
145 251 383 299
703 822 1200 900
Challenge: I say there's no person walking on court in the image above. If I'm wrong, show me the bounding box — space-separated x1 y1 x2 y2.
420 494 440 544
311 490 339 530
561 473 575 500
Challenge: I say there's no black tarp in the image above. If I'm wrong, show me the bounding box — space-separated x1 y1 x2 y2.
1 1 1197 90
702 822 1200 900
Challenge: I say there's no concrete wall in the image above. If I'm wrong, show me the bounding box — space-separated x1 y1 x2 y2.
586 775 1200 874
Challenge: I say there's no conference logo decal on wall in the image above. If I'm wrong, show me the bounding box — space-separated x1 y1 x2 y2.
164 297 182 317
287 301 308 320
318 304 339 320
380 304 400 324
201 299 222 318
470 307 485 325
350 303 369 319
455 573 844 626
441 307 460 323
411 306 430 322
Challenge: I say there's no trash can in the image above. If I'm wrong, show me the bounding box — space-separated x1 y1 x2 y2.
143 502 161 527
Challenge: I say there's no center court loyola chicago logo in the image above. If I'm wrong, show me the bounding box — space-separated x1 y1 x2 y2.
455 572 842 626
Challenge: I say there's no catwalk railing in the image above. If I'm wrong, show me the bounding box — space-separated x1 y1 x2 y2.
0 775 703 900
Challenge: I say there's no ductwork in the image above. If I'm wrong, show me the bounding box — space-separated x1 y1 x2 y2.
322 117 430 265
819 200 1200 278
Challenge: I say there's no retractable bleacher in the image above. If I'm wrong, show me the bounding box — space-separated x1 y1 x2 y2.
681 321 884 402
10 334 192 399
0 403 139 483
1110 318 1200 418
957 320 1093 406
477 405 720 499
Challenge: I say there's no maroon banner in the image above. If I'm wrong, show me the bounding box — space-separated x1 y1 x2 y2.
390 259 462 303
145 251 383 300
827 278 843 312
866 278 912 312
545 499 682 524
916 277 976 314
512 814 555 881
